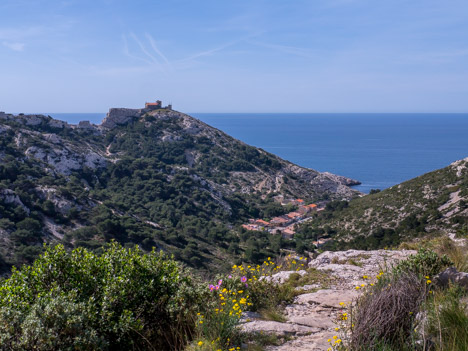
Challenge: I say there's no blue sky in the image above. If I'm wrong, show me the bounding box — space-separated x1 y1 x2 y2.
1 0 468 113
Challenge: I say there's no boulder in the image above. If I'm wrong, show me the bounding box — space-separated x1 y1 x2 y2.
434 267 468 290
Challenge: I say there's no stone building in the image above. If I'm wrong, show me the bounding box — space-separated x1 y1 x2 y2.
145 100 162 110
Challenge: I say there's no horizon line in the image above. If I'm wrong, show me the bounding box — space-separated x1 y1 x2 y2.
9 111 468 115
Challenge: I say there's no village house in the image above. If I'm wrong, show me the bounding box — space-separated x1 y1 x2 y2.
286 212 302 220
255 219 270 226
282 228 295 239
292 199 304 206
242 224 259 231
270 216 290 227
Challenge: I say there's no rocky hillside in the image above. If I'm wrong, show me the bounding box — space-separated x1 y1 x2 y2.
298 158 468 249
0 108 360 272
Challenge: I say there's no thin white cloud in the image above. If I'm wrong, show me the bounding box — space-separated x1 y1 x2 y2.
122 34 154 65
123 32 167 73
176 31 263 65
129 32 159 64
2 41 25 51
145 33 171 67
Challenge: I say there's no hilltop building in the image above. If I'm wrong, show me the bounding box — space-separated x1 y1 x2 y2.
144 100 172 111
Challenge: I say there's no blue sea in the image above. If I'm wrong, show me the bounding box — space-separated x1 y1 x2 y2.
49 113 468 194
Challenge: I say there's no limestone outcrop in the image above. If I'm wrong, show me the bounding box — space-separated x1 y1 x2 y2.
101 108 142 129
241 249 417 351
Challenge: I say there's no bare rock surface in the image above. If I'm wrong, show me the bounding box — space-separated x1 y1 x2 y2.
242 249 417 351
309 249 416 289
434 267 468 290
242 320 320 336
263 270 308 284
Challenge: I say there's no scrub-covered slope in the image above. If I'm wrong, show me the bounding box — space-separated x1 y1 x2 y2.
0 108 360 272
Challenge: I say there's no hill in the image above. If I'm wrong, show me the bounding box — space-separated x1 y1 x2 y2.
297 157 468 249
0 107 360 272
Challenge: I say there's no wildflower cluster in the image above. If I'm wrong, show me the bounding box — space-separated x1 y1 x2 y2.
193 255 308 350
355 271 382 290
279 254 307 272
195 276 252 350
230 255 307 311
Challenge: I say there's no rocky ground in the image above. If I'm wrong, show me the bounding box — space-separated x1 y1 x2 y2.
242 249 417 351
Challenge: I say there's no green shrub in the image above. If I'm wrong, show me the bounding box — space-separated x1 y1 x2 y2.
393 248 452 278
0 242 205 351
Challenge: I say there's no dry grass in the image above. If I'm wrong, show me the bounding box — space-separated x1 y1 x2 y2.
349 272 426 350
425 286 468 351
433 240 468 272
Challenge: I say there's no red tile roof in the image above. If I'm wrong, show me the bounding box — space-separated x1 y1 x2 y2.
271 217 288 223
256 219 270 225
286 212 301 218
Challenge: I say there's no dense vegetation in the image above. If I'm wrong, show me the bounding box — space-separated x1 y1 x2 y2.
1 111 352 274
298 158 468 250
0 243 205 350
0 242 310 350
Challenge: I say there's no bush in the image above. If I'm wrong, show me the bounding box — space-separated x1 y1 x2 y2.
330 249 462 351
0 242 205 351
393 248 452 278
348 272 426 350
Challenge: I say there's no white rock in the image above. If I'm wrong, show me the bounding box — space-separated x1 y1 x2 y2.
262 270 308 284
242 320 320 336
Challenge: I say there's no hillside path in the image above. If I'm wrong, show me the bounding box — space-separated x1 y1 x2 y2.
242 249 416 351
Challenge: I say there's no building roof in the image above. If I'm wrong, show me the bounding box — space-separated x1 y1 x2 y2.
256 219 270 225
271 216 289 223
295 199 304 203
146 102 161 106
306 204 317 208
286 212 301 218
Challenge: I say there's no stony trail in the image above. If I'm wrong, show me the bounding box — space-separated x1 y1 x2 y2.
242 249 416 351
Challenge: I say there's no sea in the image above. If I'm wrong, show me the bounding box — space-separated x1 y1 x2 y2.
48 113 468 194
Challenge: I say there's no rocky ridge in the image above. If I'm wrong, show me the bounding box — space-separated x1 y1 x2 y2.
0 107 361 271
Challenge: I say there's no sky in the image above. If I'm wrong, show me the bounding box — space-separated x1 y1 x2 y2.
1 0 468 113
